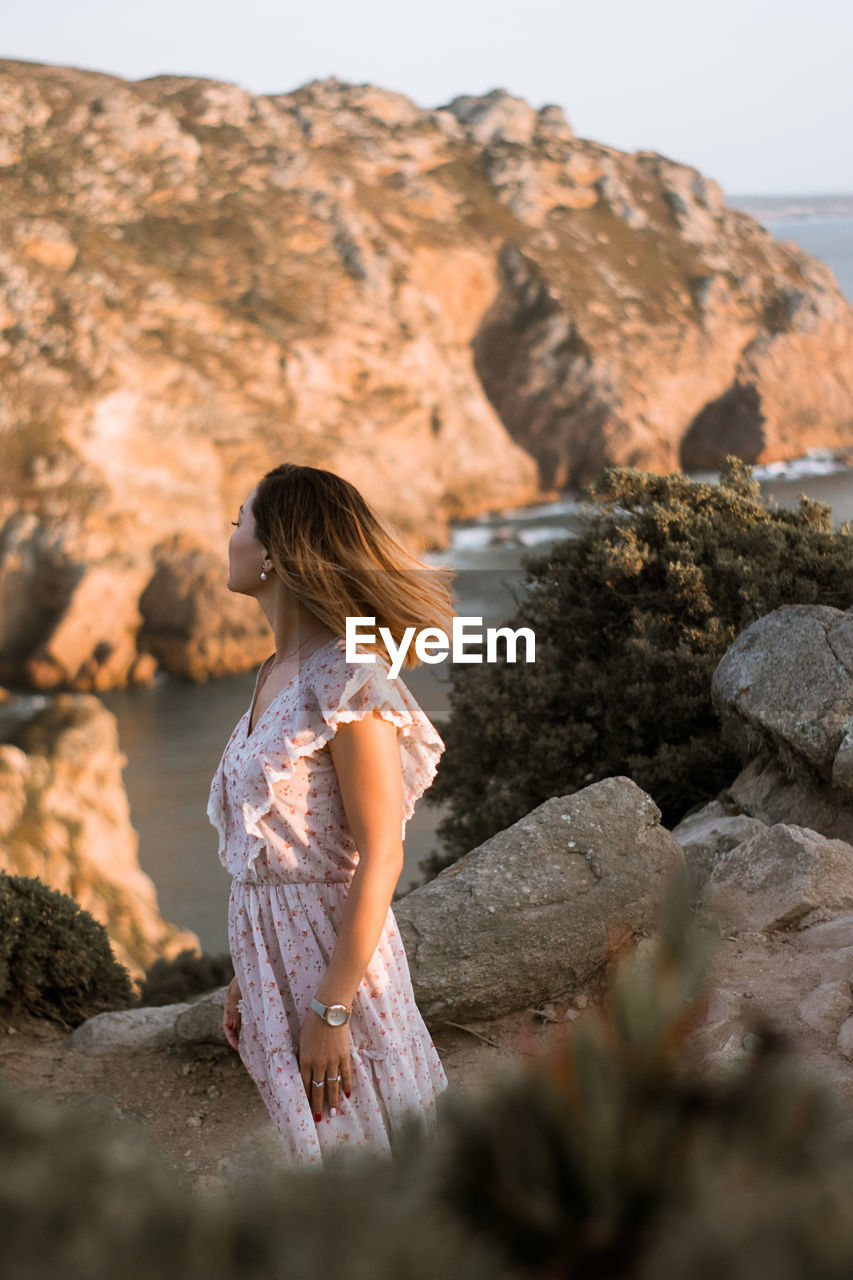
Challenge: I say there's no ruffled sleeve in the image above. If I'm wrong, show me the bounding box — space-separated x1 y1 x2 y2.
207 719 243 869
207 753 227 860
242 650 446 845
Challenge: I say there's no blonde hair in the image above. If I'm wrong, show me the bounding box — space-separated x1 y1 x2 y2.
251 464 458 670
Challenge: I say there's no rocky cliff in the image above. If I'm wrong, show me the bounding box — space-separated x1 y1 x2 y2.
1 60 852 689
0 693 200 982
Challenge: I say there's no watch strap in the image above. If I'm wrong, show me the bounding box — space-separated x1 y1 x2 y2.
310 996 351 1024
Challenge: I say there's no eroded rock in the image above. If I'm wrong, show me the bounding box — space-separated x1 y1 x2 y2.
68 1003 194 1053
672 798 767 891
394 776 685 1021
0 694 199 982
2 64 853 687
727 755 853 846
173 989 227 1046
712 604 853 784
797 981 853 1035
701 824 853 932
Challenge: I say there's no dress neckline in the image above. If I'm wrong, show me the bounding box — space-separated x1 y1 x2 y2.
246 637 342 741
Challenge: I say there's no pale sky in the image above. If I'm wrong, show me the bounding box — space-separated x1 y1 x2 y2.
2 0 851 196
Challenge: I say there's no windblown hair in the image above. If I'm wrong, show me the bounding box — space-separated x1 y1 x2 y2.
251 464 458 670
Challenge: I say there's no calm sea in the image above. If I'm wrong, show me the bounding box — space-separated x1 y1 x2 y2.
85 205 853 955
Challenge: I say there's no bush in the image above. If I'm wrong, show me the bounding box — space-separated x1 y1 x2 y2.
135 948 235 1007
0 871 136 1029
425 457 853 868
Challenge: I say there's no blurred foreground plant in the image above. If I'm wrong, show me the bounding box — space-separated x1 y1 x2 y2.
433 866 853 1278
3 867 853 1279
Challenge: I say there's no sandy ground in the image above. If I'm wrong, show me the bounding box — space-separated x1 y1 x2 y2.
0 995 590 1199
3 925 853 1199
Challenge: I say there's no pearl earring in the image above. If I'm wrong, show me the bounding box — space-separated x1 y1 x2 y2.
260 569 268 581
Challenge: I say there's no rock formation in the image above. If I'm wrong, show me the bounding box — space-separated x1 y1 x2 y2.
669 798 767 894
392 776 685 1021
68 991 222 1054
1 62 852 688
0 693 200 982
670 797 853 1083
711 603 853 841
63 777 853 1105
702 823 853 932
67 775 688 1041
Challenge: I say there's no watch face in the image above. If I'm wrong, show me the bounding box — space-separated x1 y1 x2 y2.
328 1005 347 1026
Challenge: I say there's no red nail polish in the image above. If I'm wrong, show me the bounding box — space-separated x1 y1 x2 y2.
344 1091 351 1099
314 1113 322 1122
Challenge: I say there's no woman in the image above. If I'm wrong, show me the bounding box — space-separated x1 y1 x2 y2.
208 463 456 1169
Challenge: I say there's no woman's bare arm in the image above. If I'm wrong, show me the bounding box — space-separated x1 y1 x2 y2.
316 708 405 1007
296 707 405 1115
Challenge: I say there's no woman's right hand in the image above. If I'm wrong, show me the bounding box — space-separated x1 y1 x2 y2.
223 976 242 1050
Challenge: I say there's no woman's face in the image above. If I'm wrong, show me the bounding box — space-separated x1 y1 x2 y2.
227 485 268 595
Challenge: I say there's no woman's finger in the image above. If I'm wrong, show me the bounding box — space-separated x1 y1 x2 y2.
310 1070 326 1122
325 1064 341 1115
301 1057 327 1119
223 1001 240 1049
340 1054 353 1099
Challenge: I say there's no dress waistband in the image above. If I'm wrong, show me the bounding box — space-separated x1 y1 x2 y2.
232 874 352 886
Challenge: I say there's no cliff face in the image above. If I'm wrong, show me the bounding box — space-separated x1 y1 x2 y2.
1 62 851 689
0 694 200 984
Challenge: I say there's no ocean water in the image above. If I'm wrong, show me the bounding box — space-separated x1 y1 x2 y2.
753 214 853 307
95 205 853 955
771 218 853 302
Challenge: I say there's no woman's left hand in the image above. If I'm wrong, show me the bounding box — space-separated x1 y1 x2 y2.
297 1011 353 1121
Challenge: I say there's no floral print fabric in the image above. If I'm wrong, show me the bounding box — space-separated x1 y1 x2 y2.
207 636 449 1168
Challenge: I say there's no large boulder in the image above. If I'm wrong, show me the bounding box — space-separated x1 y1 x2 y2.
393 776 685 1021
67 1002 195 1053
67 987 223 1053
711 603 853 841
711 603 853 784
701 823 853 932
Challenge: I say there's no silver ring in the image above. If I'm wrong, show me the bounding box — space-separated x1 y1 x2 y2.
311 1079 324 1088
326 1074 342 1082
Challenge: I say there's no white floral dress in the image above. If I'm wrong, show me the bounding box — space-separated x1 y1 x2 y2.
207 636 449 1168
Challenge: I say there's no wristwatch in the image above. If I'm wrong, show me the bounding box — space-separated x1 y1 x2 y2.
310 996 351 1026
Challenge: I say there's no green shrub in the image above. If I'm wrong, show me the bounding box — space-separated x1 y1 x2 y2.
136 948 235 1007
425 457 853 868
0 871 136 1029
